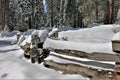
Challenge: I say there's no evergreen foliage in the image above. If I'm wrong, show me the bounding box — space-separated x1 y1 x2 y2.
1 0 120 31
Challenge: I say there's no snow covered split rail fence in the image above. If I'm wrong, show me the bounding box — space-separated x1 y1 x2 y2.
20 30 50 63
43 51 118 80
46 52 115 71
44 60 115 80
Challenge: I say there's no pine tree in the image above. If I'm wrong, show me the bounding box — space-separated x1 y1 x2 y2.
116 9 120 24
77 0 107 26
0 0 2 30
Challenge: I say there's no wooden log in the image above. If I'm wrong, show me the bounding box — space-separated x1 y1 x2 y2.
112 40 120 52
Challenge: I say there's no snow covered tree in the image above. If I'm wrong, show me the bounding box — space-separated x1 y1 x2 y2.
116 9 120 24
62 0 78 27
45 0 81 28
1 0 119 31
45 0 60 27
77 0 107 26
114 0 120 24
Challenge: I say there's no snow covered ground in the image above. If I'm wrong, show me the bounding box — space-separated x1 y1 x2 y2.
0 37 86 79
44 25 120 54
0 24 120 79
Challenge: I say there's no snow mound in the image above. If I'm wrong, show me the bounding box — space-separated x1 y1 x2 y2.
112 31 120 40
87 23 100 28
59 25 120 43
49 28 58 37
0 30 20 37
0 36 86 79
19 30 48 46
0 54 85 79
0 46 85 79
44 25 120 54
20 35 31 46
24 29 35 35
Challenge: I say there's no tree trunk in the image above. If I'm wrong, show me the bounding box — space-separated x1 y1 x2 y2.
105 0 114 24
29 17 32 29
109 0 114 24
59 0 64 27
78 12 83 27
6 0 10 30
95 1 98 22
31 0 35 29
51 0 53 27
1 0 10 31
1 0 5 30
63 0 68 27
0 0 2 29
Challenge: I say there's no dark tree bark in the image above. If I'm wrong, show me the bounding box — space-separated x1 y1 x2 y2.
31 0 35 29
109 0 114 24
78 12 84 27
1 0 5 30
0 0 10 31
51 0 53 27
0 0 1 27
29 17 32 29
6 0 9 29
59 0 64 27
105 0 114 24
114 0 120 23
95 1 99 22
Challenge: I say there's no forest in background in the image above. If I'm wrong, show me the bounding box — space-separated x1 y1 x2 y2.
0 0 120 31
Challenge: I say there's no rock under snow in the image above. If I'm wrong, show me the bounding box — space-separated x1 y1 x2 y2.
49 28 58 38
0 30 20 37
19 29 48 46
31 29 48 42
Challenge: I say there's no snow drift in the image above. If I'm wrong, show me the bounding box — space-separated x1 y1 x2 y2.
44 25 120 54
